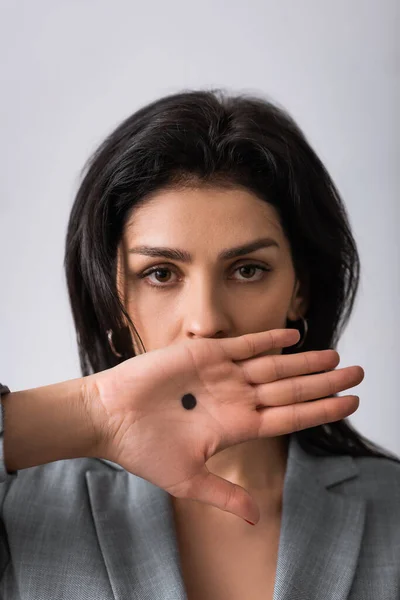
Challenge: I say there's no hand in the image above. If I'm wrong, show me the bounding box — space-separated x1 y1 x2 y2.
84 328 364 524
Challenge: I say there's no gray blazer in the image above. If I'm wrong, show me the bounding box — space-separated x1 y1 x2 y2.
0 385 399 600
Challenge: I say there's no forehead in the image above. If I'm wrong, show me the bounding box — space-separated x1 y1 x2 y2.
125 186 284 243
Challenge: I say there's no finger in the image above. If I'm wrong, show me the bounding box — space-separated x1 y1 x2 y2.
240 349 340 385
219 328 300 362
178 467 260 525
258 394 360 437
255 365 364 407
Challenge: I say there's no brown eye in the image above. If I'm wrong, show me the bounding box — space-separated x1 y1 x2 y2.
152 268 172 283
233 264 270 282
238 265 257 279
137 266 179 288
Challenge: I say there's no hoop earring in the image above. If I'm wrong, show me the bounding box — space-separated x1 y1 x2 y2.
107 329 123 358
289 316 308 349
106 326 146 357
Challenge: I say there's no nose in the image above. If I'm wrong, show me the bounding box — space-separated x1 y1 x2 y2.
184 279 231 340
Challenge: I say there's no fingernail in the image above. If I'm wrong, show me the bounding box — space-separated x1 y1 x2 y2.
244 519 256 526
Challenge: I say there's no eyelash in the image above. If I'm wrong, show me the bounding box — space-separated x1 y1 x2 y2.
136 263 272 289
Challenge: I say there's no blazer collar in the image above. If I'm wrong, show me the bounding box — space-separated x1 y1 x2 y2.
86 433 366 600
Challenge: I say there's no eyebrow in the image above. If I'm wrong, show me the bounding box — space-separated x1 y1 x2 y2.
128 237 279 262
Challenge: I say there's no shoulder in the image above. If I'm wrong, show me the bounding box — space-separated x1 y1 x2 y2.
337 453 400 507
354 454 400 493
326 454 400 558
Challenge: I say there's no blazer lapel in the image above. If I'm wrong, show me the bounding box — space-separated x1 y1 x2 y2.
85 467 187 600
86 433 366 600
273 434 367 600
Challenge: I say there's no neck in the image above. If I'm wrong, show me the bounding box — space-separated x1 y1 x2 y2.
205 435 290 496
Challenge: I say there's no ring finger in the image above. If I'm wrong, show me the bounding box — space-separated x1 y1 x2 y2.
255 365 364 407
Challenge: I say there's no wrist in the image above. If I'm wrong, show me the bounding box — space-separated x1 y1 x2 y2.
78 373 109 460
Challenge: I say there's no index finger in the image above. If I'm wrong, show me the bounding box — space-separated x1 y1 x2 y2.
218 329 301 362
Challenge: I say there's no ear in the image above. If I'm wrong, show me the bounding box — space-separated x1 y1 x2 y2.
287 273 309 321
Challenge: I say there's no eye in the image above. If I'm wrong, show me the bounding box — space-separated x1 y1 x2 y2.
233 264 270 282
138 266 178 286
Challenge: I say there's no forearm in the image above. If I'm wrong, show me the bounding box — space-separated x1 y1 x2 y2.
1 375 97 472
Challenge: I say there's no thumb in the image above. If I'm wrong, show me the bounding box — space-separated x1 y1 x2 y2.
182 467 260 526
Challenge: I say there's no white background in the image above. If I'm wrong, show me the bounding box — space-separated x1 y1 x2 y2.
0 1 399 454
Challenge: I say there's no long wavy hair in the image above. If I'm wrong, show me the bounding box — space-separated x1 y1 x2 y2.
64 88 399 462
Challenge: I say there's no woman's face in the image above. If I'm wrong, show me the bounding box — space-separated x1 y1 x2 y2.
117 185 307 354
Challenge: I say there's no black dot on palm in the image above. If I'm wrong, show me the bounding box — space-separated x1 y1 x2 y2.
181 393 197 410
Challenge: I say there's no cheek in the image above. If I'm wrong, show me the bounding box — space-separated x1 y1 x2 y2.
126 289 178 348
235 278 295 334
238 301 288 331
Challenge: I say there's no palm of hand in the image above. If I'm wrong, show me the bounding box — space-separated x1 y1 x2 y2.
93 338 260 495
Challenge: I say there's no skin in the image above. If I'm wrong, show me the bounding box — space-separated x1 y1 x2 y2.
116 184 308 515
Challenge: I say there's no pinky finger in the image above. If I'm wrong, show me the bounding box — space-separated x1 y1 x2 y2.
258 395 360 437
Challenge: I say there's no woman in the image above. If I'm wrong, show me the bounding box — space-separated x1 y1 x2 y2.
0 89 398 599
